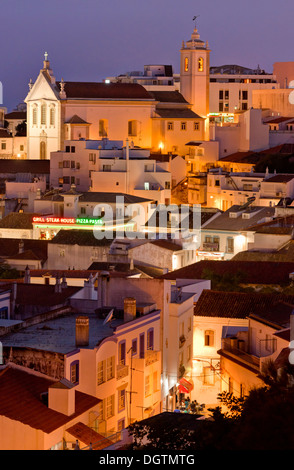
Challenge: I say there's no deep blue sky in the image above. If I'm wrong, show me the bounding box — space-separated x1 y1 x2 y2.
1 0 293 111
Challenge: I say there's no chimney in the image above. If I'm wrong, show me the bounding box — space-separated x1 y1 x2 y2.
54 274 62 293
61 274 67 289
48 378 75 416
97 271 109 308
124 297 137 322
75 316 89 347
24 266 30 284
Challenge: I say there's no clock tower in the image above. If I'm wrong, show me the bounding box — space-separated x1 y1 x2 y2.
180 25 210 120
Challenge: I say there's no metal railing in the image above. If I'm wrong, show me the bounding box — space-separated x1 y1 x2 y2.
221 338 260 370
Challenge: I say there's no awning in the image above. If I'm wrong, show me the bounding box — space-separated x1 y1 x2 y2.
178 377 194 394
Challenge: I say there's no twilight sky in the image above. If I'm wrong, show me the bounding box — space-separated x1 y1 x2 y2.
1 0 293 111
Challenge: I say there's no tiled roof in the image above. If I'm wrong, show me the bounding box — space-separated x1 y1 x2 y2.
0 159 50 174
4 111 26 120
0 239 48 261
0 282 80 306
249 300 294 329
49 229 114 246
194 290 294 319
0 365 100 434
159 260 294 285
263 174 294 183
0 129 11 138
202 205 275 232
155 108 203 119
7 249 42 261
66 115 89 124
66 422 113 450
57 81 153 100
0 213 38 229
266 117 294 124
148 90 188 104
150 240 183 251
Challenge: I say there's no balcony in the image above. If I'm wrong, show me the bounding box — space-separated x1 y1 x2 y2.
116 363 129 380
145 349 160 367
202 242 220 252
221 337 260 372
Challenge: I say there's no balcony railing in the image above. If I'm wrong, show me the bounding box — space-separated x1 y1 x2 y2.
116 363 129 380
145 349 159 367
202 242 220 252
221 337 260 370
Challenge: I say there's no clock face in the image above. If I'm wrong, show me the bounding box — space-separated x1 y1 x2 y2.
184 57 189 72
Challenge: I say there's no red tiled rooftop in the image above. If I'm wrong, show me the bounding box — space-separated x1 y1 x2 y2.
0 365 100 434
194 289 294 319
159 260 294 285
57 81 153 100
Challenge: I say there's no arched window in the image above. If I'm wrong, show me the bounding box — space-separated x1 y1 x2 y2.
32 106 38 125
204 329 214 347
40 141 46 159
198 57 204 72
184 57 189 72
41 104 46 125
50 106 55 126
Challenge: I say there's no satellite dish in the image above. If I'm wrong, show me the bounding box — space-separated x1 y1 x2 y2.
103 309 114 325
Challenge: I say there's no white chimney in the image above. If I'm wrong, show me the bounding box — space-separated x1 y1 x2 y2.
48 378 75 416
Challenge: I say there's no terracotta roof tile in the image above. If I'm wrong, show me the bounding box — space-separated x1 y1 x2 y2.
66 422 113 450
194 290 294 320
159 260 294 285
0 365 100 434
57 81 152 100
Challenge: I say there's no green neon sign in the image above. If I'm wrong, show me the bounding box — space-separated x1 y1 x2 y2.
76 217 104 225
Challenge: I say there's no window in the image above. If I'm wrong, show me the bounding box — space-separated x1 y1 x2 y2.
145 375 150 397
194 122 200 131
132 339 137 355
184 57 189 72
63 160 70 168
128 120 137 136
219 90 224 100
139 333 145 359
40 141 46 160
181 122 187 131
97 360 106 385
242 90 248 101
167 121 174 131
103 165 111 172
50 106 55 126
106 395 115 419
63 176 70 184
106 356 115 381
1 142 6 150
198 57 204 72
204 329 214 347
71 161 75 169
70 177 75 185
165 181 170 190
219 102 224 112
118 389 126 411
225 90 229 100
41 104 46 125
0 307 8 319
81 207 86 214
227 237 234 253
147 328 154 350
215 179 220 187
20 145 24 151
58 161 63 169
65 146 70 153
242 102 248 110
71 146 75 153
32 107 37 125
70 361 79 384
119 341 126 365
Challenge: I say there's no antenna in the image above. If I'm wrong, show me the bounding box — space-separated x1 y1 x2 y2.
103 309 114 325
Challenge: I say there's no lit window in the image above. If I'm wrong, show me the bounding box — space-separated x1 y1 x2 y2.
70 361 79 384
204 329 215 347
198 57 204 72
184 57 189 72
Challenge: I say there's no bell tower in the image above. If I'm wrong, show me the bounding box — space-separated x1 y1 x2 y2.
180 23 210 120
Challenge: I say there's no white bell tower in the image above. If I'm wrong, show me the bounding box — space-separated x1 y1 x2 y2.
180 22 210 121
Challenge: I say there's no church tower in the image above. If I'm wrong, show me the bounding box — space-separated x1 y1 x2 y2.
180 23 210 120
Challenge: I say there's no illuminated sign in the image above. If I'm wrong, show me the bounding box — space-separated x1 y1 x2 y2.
32 216 103 226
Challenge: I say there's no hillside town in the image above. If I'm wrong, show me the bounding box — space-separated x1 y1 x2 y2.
1 18 294 451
